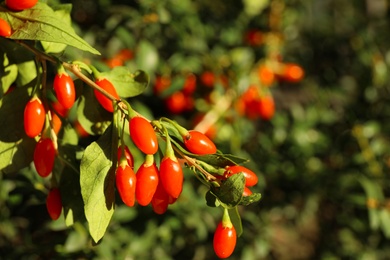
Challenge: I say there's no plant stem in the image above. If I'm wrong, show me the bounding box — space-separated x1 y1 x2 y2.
193 89 234 134
61 62 120 103
17 41 124 110
173 147 217 183
221 208 233 228
160 117 188 137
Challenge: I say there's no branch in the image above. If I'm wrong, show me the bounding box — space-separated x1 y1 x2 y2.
173 146 217 183
17 41 125 110
193 89 235 133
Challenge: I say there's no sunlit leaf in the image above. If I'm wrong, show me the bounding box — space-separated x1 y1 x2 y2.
80 126 115 242
40 4 73 53
101 67 149 98
0 3 100 55
76 85 112 136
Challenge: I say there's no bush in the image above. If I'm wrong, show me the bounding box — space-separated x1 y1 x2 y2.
1 0 390 259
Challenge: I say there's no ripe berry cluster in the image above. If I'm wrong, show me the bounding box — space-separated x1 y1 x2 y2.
115 113 218 213
114 113 258 258
23 69 76 220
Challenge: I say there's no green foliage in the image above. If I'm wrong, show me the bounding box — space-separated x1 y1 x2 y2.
0 85 35 173
211 173 246 208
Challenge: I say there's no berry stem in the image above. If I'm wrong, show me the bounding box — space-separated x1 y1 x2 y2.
111 103 121 165
193 89 234 134
161 117 189 138
172 147 218 184
162 125 175 160
144 154 154 167
121 99 138 119
30 57 42 97
46 110 59 152
65 63 121 103
56 63 67 76
222 208 233 229
197 160 225 176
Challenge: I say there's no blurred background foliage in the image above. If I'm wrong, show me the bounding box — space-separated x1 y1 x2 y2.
1 0 390 259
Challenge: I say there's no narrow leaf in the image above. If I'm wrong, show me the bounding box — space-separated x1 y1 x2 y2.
80 126 115 242
359 176 383 230
380 209 390 238
170 135 247 167
239 192 262 206
229 207 243 237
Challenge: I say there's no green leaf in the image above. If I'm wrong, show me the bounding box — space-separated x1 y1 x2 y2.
76 84 112 136
80 126 116 243
158 75 185 98
0 138 36 174
0 86 35 174
0 3 100 55
167 53 202 73
229 47 255 71
228 207 243 237
0 53 18 97
16 60 37 86
161 120 248 167
169 134 248 168
205 190 220 207
101 67 149 98
239 192 262 206
380 209 390 238
60 162 86 227
135 40 159 72
359 177 384 200
211 173 245 208
40 4 73 53
359 176 383 230
243 0 269 17
194 153 247 168
0 37 37 87
221 154 250 165
59 123 79 146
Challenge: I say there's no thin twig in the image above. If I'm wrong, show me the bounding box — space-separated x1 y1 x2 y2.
193 89 235 133
17 41 123 107
173 146 217 182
